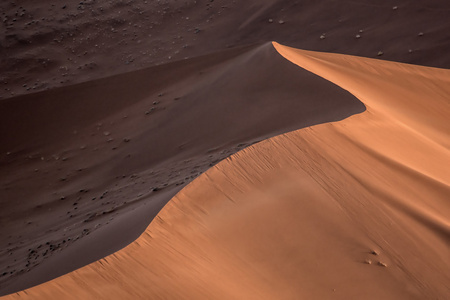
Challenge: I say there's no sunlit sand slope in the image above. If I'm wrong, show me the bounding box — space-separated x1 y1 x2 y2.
0 42 364 295
4 44 450 299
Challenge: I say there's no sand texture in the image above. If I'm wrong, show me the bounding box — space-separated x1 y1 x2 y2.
0 43 363 294
1 42 449 299
2 0 450 100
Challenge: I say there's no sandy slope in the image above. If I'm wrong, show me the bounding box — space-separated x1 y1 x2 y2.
0 43 363 295
3 43 449 299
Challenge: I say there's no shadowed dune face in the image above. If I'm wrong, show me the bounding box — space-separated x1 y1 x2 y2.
0 43 365 295
1 0 450 99
2 44 449 299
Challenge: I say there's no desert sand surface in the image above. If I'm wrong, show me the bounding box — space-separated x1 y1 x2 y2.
2 0 450 100
0 42 364 294
1 42 448 299
1 0 450 298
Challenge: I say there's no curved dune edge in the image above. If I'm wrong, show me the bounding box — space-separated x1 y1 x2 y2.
3 44 450 299
0 42 365 295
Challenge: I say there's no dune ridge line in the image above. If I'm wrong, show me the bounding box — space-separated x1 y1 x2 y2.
2 43 450 299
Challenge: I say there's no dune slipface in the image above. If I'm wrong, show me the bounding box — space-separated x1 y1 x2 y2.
2 43 449 299
0 43 364 295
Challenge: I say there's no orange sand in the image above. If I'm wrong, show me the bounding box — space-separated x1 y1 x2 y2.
3 43 449 299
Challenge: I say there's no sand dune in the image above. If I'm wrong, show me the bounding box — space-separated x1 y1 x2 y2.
0 42 363 295
2 43 448 299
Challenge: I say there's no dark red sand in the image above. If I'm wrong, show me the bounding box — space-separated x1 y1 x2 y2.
1 0 450 100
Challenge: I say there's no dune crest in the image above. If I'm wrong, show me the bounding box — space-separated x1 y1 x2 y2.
273 42 450 149
2 43 450 299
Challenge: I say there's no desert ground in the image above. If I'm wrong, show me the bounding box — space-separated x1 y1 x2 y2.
1 1 449 299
